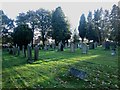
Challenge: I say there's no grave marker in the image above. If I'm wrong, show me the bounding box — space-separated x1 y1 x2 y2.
34 45 39 61
69 68 87 80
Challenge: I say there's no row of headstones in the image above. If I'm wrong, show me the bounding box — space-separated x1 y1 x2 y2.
27 44 39 63
70 42 98 54
102 41 117 56
8 44 39 63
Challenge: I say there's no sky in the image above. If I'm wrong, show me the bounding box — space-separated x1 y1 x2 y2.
0 0 119 30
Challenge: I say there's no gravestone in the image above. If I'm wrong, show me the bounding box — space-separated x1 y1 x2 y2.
22 45 26 57
52 43 55 50
104 41 110 50
81 43 88 54
69 68 87 80
9 45 13 54
27 44 33 63
44 44 48 50
111 49 116 56
102 41 105 48
47 44 50 50
111 41 116 56
17 46 20 56
58 41 64 51
89 42 94 49
94 42 98 48
79 43 82 49
65 43 68 48
70 42 75 53
34 45 39 61
12 46 16 55
58 42 61 51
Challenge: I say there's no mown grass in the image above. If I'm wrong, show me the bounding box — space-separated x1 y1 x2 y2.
2 46 119 89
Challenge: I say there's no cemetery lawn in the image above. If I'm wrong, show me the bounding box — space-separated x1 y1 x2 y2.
2 46 119 89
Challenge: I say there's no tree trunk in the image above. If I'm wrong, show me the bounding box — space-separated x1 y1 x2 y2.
42 34 45 49
32 25 34 49
82 38 84 42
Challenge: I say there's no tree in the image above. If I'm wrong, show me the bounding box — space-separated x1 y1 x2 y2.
101 9 111 42
86 11 95 42
78 14 86 42
109 4 119 45
72 29 80 43
36 8 52 49
12 24 33 49
1 10 14 45
93 9 103 43
51 7 71 49
16 9 52 49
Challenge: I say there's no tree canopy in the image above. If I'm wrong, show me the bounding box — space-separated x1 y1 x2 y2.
51 7 71 45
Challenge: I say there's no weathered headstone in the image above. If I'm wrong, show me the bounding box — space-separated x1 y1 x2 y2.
27 44 33 63
104 41 110 50
89 42 94 49
94 42 98 48
34 45 39 61
12 46 16 55
65 43 68 48
69 68 87 80
52 43 55 50
58 41 64 51
81 43 88 54
111 41 117 56
70 42 75 53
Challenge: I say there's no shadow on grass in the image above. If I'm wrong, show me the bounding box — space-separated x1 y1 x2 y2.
2 51 27 69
